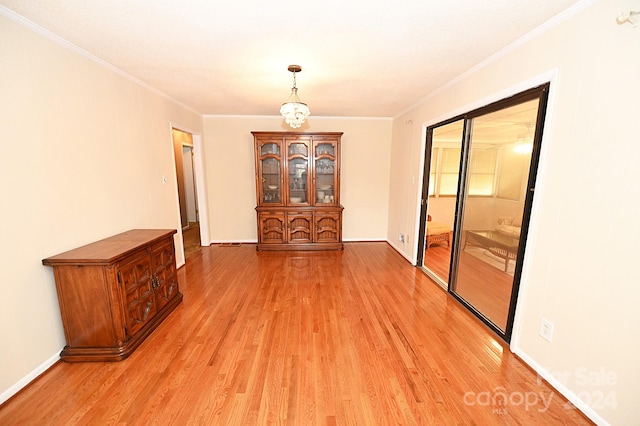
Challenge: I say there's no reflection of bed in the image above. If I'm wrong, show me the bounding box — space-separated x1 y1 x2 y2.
426 215 452 249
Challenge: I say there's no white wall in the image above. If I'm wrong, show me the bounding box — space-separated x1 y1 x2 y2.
0 13 202 403
387 1 640 424
202 116 392 242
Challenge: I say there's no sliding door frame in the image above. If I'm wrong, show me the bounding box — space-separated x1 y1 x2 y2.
416 83 551 342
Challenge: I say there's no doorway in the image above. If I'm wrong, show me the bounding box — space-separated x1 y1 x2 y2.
417 84 549 341
172 128 201 259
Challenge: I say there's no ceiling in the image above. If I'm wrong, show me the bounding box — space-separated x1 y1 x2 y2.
434 99 540 146
0 0 583 118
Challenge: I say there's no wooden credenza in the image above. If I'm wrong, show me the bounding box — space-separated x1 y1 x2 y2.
253 131 344 251
42 229 183 362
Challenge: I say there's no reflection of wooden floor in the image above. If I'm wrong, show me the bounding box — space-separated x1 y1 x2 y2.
423 244 451 282
423 244 513 331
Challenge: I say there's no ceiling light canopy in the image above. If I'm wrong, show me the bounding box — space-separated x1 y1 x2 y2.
280 65 310 129
616 10 640 27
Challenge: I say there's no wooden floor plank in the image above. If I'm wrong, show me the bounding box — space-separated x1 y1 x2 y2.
0 242 592 425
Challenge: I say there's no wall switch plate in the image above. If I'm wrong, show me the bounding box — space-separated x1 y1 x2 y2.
539 318 554 342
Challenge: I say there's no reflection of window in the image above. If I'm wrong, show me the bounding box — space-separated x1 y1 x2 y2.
428 150 437 196
429 147 496 197
467 148 496 196
429 148 460 197
440 148 461 195
497 147 528 201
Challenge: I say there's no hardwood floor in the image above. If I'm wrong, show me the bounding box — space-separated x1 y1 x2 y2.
182 222 202 260
423 243 513 330
0 243 591 425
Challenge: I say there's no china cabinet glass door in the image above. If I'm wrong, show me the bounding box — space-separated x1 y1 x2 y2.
313 141 338 205
286 138 310 205
259 142 282 205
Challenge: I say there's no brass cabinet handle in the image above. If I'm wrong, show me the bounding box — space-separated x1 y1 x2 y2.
151 276 160 290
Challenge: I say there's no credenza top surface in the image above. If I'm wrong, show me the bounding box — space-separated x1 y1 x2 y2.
42 229 176 266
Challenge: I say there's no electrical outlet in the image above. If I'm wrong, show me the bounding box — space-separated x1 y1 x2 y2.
539 318 554 342
399 233 405 243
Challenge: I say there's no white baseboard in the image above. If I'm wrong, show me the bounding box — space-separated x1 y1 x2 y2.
208 239 257 245
203 239 393 246
0 351 61 405
206 239 392 245
386 240 414 264
512 347 609 426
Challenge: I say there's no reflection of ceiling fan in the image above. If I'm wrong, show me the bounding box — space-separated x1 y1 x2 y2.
513 123 534 154
432 100 539 146
516 122 535 141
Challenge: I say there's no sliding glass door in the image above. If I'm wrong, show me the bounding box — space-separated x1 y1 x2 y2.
418 119 464 288
453 98 540 332
417 85 549 340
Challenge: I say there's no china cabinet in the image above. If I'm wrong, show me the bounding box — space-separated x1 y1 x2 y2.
42 229 183 362
252 131 343 251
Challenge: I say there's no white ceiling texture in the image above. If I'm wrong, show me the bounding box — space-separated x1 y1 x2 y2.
0 0 583 118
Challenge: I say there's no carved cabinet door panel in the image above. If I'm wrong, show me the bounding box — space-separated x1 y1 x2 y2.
287 212 313 244
314 213 341 243
150 239 179 311
258 211 286 244
117 250 156 338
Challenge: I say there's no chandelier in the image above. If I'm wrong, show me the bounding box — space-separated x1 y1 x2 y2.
280 65 310 129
